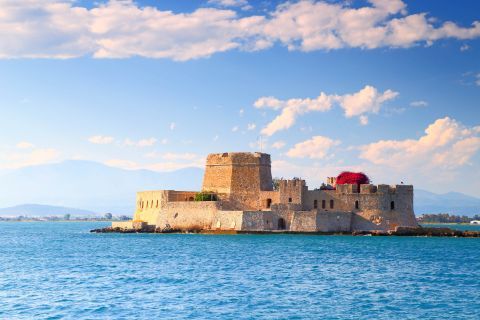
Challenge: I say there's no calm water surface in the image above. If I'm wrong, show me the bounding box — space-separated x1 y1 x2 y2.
0 222 479 319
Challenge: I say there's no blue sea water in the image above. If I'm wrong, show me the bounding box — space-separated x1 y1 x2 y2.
0 222 479 320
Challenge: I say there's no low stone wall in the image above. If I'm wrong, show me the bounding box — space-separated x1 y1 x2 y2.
156 201 221 231
316 211 352 232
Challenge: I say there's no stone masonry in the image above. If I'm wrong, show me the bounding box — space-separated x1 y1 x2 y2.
112 152 418 233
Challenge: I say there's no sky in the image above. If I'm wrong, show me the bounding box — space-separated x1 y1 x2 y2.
0 0 479 196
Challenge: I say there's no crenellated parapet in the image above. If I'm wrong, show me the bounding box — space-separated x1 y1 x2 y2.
336 184 413 194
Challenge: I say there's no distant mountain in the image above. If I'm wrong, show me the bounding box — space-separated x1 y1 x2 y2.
0 160 478 216
415 189 480 216
0 160 204 214
0 204 96 217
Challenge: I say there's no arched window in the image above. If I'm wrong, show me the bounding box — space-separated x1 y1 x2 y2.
322 200 326 209
288 197 292 203
330 200 334 209
314 200 318 209
355 200 359 210
391 201 395 210
278 218 286 230
266 198 272 208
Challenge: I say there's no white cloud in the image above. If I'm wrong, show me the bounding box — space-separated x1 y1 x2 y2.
359 115 369 126
337 85 399 118
410 100 428 107
0 0 479 60
208 0 250 9
137 138 157 147
0 148 61 169
88 135 114 144
287 136 341 159
239 108 244 116
255 92 333 136
123 138 156 147
16 141 34 149
232 126 239 132
255 85 397 135
359 117 480 170
170 122 176 130
105 154 204 172
271 141 286 149
460 44 470 51
161 153 199 161
247 123 256 130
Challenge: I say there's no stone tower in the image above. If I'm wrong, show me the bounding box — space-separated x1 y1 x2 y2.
202 152 273 209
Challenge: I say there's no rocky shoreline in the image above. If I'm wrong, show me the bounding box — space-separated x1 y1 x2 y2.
91 226 480 237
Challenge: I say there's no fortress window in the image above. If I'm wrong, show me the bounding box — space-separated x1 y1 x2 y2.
314 200 318 209
391 201 395 210
288 197 292 203
278 218 286 230
355 201 359 210
330 200 334 209
322 200 326 209
156 200 159 208
189 197 194 201
266 198 272 208
151 200 154 208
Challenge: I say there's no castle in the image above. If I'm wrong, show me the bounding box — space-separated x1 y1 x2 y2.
112 152 418 233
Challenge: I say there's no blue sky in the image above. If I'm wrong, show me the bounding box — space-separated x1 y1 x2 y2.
0 0 479 196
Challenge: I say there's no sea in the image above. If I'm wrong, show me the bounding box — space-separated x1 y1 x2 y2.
0 222 479 319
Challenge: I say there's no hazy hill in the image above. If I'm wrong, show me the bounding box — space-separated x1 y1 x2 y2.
0 160 478 216
414 189 480 216
0 204 96 217
0 160 204 214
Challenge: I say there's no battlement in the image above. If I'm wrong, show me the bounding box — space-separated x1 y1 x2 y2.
336 184 413 194
205 152 271 167
278 178 306 189
202 152 273 194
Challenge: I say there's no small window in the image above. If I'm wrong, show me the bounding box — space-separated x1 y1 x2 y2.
330 200 334 209
322 200 326 209
266 198 272 208
156 200 159 208
288 197 292 203
355 200 359 210
189 197 194 201
151 200 154 208
314 200 318 209
391 201 395 210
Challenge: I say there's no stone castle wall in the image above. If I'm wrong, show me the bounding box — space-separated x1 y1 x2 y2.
119 152 417 233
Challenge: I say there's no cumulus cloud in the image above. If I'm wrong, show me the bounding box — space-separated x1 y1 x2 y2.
359 117 480 170
247 123 256 130
88 135 114 144
105 152 204 172
287 136 341 159
254 92 334 136
124 138 157 147
16 141 34 149
0 148 61 169
271 141 286 149
0 0 479 60
410 100 428 107
255 85 397 135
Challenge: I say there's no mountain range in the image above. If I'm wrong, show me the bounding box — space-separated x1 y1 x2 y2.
0 160 478 216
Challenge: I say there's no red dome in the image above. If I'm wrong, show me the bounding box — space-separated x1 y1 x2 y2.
336 171 370 185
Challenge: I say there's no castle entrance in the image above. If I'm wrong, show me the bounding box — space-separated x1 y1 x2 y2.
278 218 286 230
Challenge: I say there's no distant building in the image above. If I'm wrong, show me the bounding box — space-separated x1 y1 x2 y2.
113 152 417 233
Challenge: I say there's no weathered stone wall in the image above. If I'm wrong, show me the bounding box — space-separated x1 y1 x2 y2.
156 201 221 231
202 152 273 210
304 184 416 231
279 179 306 205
